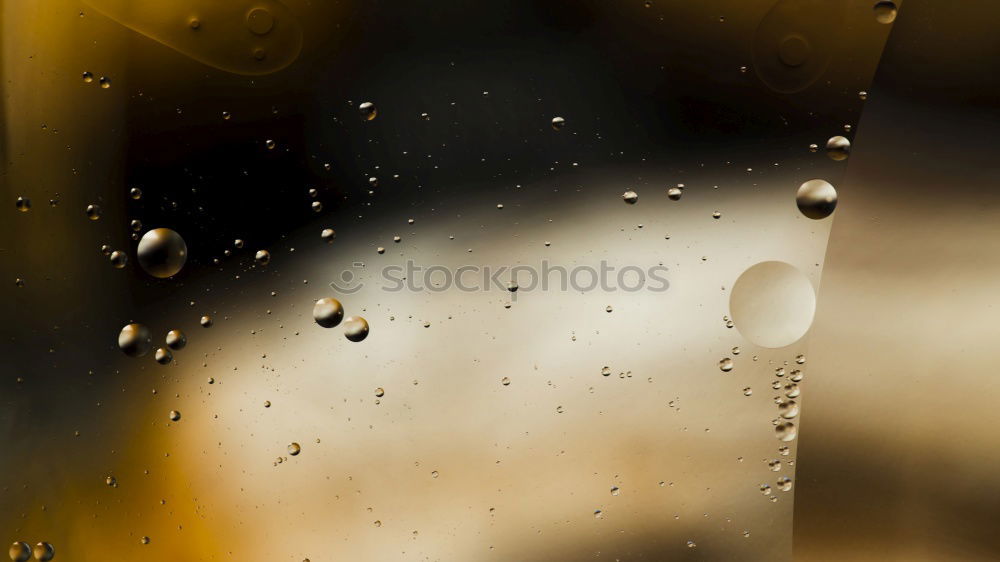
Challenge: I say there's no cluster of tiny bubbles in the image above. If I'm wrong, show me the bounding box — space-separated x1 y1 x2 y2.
313 298 345 328
321 228 335 242
287 442 301 456
165 329 187 350
137 228 187 278
255 249 271 265
622 190 638 204
719 357 734 372
343 316 370 342
826 135 851 161
873 0 897 23
81 71 93 83
150 346 172 365
667 185 683 200
200 315 213 327
775 422 797 442
15 196 30 212
85 204 101 220
550 116 565 130
109 250 128 269
359 101 377 121
118 323 152 357
777 476 793 491
169 410 181 422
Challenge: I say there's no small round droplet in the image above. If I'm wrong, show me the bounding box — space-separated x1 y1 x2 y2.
344 316 370 342
667 186 683 200
81 71 93 83
743 387 753 396
154 347 173 365
622 190 638 204
359 102 377 121
311 201 323 213
808 143 819 152
288 442 301 456
760 483 772 495
85 204 101 220
610 486 620 496
137 228 188 278
719 358 734 372
777 476 793 491
778 400 799 419
321 228 336 242
9 542 31 562
375 387 385 398
265 139 276 150
825 136 851 161
377 247 385 254
775 422 797 442
501 376 511 386
551 116 565 130
873 1 897 24
140 537 150 545
169 410 181 422
506 281 518 292
110 251 128 269
255 250 271 265
129 187 142 200
601 366 611 377
15 197 30 212
796 179 838 220
119 323 152 357
686 540 697 549
99 76 111 88
165 329 187 350
129 220 142 232
234 239 244 249
200 315 213 327
712 211 722 219
858 90 868 100
31 543 54 562
313 297 345 328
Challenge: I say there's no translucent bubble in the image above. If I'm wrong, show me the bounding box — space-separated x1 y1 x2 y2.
85 204 101 220
768 459 782 472
506 281 518 292
15 197 30 212
790 370 804 382
775 422 797 441
825 136 851 161
165 329 187 350
200 315 213 327
777 476 793 491
796 354 806 364
81 71 94 83
9 542 30 562
233 239 244 249
313 298 344 328
667 186 683 200
551 116 565 130
288 442 301 456
873 1 897 23
730 261 816 348
501 376 511 386
622 190 638 204
374 387 385 398
321 228 336 242
246 7 274 35
118 323 152 357
169 410 181 422
719 358 734 372
154 348 173 365
796 179 837 219
359 102 377 121
344 316 370 342
110 251 128 269
137 228 188 278
255 250 271 265
31 543 54 562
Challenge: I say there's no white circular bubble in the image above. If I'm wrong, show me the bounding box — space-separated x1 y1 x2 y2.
730 261 816 348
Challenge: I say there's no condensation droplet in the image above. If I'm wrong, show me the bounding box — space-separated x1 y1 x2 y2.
99 76 111 88
31 543 54 562
375 387 385 398
9 542 31 562
501 376 511 386
667 186 683 200
796 179 838 220
81 71 93 83
775 422 797 442
15 197 30 212
200 315 213 327
321 228 336 242
85 204 101 220
777 476 793 491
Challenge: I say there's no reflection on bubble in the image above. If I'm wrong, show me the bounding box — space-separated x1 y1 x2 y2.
730 261 816 348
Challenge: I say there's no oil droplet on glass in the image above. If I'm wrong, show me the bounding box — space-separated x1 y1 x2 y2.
313 298 345 328
118 323 152 357
140 537 150 545
31 542 54 562
551 116 565 130
760 483 772 495
288 442 301 456
255 250 271 265
873 1 897 24
344 316 370 342
169 410 181 422
686 540 696 549
110 251 128 269
826 136 851 161
165 329 186 350
154 348 173 365
137 228 188 278
796 179 837 219
359 102 377 121
85 204 101 220
601 366 611 376
610 486 620 496
265 139 276 150
622 190 638 204
311 201 323 212
719 358 734 372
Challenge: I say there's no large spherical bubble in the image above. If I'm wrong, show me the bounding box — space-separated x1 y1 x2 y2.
825 135 851 161
137 228 188 278
313 298 344 328
9 542 31 562
729 261 816 348
796 179 838 220
118 323 152 357
343 316 369 342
